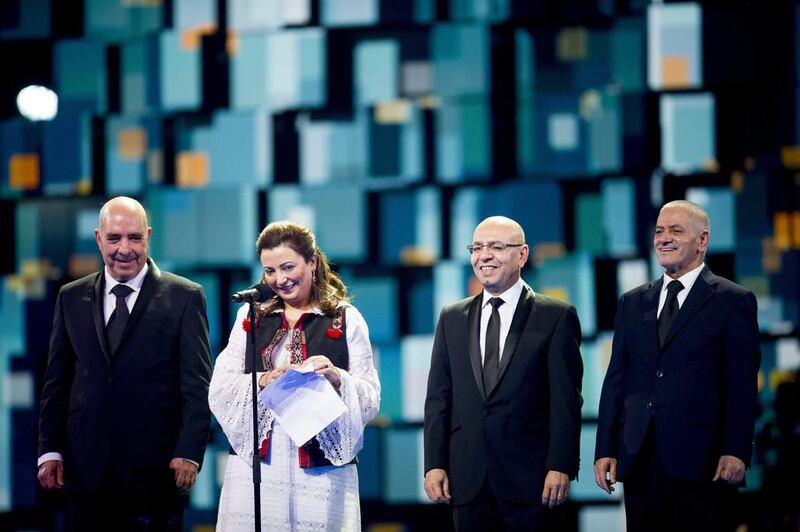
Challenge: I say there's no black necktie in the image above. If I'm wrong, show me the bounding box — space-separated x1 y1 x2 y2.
107 284 134 353
657 280 684 348
483 297 504 391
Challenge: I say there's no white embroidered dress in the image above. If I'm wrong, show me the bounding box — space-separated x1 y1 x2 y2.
209 303 380 531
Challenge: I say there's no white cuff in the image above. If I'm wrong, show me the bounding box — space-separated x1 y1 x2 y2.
38 452 63 467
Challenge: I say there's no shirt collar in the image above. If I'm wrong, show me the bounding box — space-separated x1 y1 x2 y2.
661 262 704 294
104 262 148 295
481 277 526 309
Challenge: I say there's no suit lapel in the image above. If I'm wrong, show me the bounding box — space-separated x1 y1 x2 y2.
642 279 662 360
662 267 715 349
114 259 160 355
92 272 112 361
466 294 485 400
489 286 534 397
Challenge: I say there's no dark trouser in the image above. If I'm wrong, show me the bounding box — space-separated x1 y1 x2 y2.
453 477 549 532
68 466 186 532
623 430 738 532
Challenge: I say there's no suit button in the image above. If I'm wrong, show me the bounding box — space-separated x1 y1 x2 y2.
647 401 654 409
656 370 664 378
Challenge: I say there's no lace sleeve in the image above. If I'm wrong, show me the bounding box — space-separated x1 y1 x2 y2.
208 305 274 461
317 305 381 465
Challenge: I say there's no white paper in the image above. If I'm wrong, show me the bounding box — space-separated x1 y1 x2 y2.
261 362 347 447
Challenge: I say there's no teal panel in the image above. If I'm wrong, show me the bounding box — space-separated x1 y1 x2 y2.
121 39 148 115
198 188 257 265
686 187 735 252
534 252 597 336
55 39 107 112
383 428 423 503
321 0 377 27
436 97 491 182
374 343 402 419
147 189 200 264
231 33 268 109
306 186 366 262
576 194 604 253
660 93 715 174
345 277 398 344
160 30 201 111
191 110 271 186
354 40 399 105
106 117 145 194
432 24 488 97
602 178 636 256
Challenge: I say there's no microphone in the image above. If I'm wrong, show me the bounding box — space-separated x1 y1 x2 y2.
231 283 273 303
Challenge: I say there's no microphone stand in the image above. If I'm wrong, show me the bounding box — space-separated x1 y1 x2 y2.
247 302 261 532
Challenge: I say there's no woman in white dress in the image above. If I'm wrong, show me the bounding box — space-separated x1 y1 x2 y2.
209 221 381 531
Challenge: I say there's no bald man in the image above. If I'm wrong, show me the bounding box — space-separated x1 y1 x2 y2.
38 196 212 531
424 216 584 530
594 201 761 531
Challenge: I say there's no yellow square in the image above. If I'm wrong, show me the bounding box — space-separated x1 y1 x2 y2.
541 287 569 303
176 151 209 188
9 153 40 190
375 100 411 124
556 27 588 61
780 145 800 169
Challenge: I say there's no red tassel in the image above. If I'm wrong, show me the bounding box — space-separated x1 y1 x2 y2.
259 436 271 460
298 445 310 468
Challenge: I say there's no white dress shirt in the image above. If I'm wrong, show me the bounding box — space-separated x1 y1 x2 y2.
479 277 528 365
102 263 148 324
657 262 705 318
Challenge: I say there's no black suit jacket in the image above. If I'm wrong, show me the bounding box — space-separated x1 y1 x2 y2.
38 259 213 492
424 286 583 505
595 267 761 483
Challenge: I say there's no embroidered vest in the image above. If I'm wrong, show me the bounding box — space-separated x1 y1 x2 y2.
242 307 351 469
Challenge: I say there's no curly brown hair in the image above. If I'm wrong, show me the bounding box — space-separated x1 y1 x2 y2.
255 221 349 316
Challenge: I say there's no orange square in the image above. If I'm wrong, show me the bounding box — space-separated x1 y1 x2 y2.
181 23 217 51
774 212 791 250
730 170 744 194
468 276 483 297
661 56 690 88
69 254 101 279
792 211 800 248
227 30 239 57
9 153 40 190
176 151 209 188
118 127 147 160
761 237 781 273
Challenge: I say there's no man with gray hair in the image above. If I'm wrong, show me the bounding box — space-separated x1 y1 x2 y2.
594 200 761 531
37 196 212 531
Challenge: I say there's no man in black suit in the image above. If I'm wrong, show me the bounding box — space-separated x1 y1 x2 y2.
594 200 761 532
424 216 583 530
37 196 212 531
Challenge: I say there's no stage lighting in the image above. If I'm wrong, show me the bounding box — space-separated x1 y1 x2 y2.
16 85 58 121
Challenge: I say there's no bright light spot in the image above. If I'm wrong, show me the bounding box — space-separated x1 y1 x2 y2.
16 85 58 121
